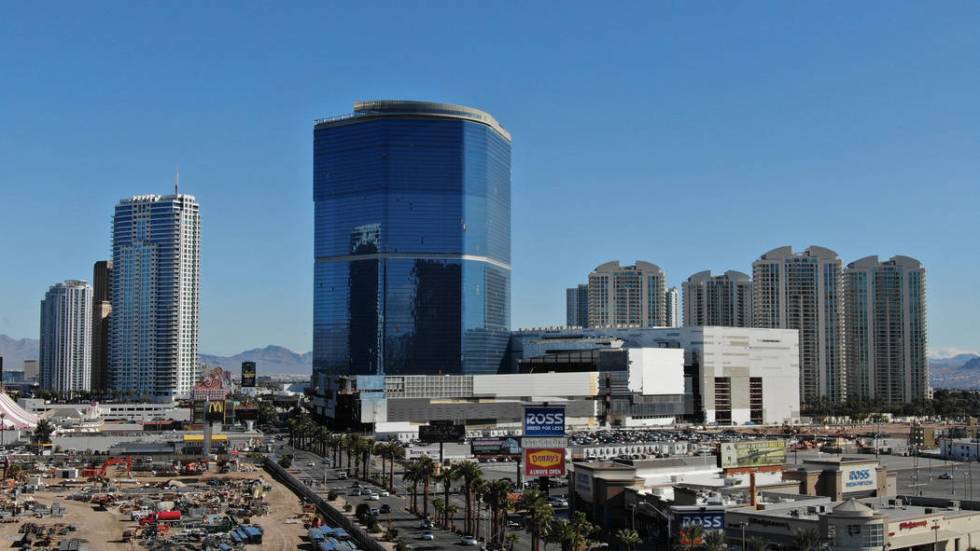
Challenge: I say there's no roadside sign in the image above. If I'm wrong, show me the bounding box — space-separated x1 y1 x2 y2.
523 406 566 437
419 423 465 444
521 437 568 449
524 448 566 477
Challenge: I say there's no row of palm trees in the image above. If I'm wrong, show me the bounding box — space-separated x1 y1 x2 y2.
287 414 405 492
402 456 532 551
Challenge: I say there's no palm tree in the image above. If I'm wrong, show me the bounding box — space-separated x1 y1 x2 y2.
417 455 438 519
446 503 460 532
389 443 405 492
745 537 768 551
344 433 360 476
702 530 727 551
570 512 598 551
678 525 704 551
792 528 826 551
483 479 513 548
551 519 577 551
358 437 374 480
433 498 447 528
616 529 641 551
457 461 483 535
436 463 460 528
403 462 421 513
520 489 554 551
505 533 521 551
472 478 489 540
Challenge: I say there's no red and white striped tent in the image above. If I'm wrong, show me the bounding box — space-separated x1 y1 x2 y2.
0 392 39 429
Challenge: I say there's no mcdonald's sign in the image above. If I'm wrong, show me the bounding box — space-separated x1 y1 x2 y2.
206 400 226 423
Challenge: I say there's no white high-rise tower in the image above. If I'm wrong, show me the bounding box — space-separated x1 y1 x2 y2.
110 194 200 399
39 280 93 393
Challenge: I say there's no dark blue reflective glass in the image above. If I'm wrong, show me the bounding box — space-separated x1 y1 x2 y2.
313 114 511 380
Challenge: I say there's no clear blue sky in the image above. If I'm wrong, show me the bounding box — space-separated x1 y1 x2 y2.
1 3 978 356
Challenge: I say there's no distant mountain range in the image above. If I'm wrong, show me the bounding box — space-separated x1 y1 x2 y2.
0 335 312 377
2 332 979 387
200 345 312 376
929 353 980 389
0 335 38 372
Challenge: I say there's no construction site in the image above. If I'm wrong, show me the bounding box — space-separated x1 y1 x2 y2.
0 453 313 551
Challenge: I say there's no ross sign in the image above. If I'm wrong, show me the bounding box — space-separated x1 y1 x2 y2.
471 437 521 457
419 423 465 444
523 406 566 437
842 465 876 493
206 400 226 423
719 440 787 469
524 448 566 477
241 362 256 388
675 511 725 531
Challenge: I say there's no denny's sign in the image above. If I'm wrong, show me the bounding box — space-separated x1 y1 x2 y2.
524 448 567 477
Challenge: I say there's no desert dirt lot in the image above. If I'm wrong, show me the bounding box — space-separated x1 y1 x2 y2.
0 466 308 551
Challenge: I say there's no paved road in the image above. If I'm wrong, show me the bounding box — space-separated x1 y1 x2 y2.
277 445 564 551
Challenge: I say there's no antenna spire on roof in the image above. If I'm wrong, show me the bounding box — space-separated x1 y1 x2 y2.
175 167 180 195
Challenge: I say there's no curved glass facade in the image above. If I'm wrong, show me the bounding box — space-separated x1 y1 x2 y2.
313 103 511 389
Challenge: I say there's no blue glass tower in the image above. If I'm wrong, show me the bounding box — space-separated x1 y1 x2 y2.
312 101 511 410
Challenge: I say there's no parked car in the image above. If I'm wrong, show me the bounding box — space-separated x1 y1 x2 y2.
380 504 392 514
460 536 480 546
939 473 952 480
368 493 381 501
379 490 390 497
349 488 362 496
421 532 435 541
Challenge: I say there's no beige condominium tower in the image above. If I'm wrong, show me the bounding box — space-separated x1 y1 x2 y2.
752 246 845 403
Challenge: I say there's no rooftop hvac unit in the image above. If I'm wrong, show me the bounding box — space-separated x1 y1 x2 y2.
724 478 740 486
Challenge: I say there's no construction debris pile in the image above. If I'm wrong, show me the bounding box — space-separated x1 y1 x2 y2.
0 455 281 551
70 476 273 550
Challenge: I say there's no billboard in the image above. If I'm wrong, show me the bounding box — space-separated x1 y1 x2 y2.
193 367 231 401
471 437 521 457
719 440 786 469
241 362 256 388
419 423 465 444
842 464 876 493
524 448 566 477
206 400 226 423
523 406 566 437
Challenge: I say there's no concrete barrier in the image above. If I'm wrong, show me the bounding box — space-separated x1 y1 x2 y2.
264 458 389 551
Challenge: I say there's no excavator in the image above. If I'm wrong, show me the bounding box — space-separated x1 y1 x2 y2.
81 456 133 481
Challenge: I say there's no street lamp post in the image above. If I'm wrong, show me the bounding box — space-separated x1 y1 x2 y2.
740 522 748 551
0 412 6 449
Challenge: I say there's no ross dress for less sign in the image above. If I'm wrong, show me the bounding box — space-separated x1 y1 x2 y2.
523 406 566 437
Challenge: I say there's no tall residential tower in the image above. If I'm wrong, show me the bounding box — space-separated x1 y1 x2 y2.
844 256 927 405
752 246 845 403
587 261 667 328
566 284 589 327
110 194 200 399
665 287 680 328
682 270 752 328
91 260 112 392
312 101 512 418
39 280 92 393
